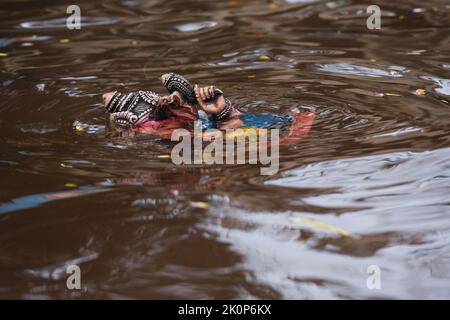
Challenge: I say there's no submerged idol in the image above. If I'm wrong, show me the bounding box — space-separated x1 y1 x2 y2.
101 73 315 143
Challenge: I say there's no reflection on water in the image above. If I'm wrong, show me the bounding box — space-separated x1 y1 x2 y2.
19 17 118 29
422 76 450 96
0 0 449 299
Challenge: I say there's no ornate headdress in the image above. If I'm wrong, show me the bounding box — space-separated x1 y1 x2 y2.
106 90 163 126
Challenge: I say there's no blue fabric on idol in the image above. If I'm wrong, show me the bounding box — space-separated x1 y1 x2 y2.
239 114 293 128
197 111 293 130
198 110 216 130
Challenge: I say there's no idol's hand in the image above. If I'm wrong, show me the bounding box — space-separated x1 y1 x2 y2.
194 84 225 115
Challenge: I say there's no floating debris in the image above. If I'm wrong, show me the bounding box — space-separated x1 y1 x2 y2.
35 83 46 92
415 88 426 96
74 124 84 132
59 38 70 44
60 163 73 168
213 49 278 68
64 183 78 188
190 201 209 209
257 54 272 62
72 120 104 134
412 8 426 13
316 63 404 78
157 154 170 159
406 49 426 55
384 92 402 97
290 216 355 238
0 52 8 57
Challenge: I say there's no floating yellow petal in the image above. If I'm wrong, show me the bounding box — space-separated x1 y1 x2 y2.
0 52 8 57
64 183 78 188
157 154 170 159
59 38 70 43
290 216 355 238
258 54 272 62
190 201 209 209
384 92 402 97
74 124 85 132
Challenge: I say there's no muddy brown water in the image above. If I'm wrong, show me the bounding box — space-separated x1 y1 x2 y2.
0 0 449 299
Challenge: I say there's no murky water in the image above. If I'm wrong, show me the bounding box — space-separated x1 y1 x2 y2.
1 0 449 299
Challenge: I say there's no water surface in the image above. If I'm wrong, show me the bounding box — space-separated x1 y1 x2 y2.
0 0 449 299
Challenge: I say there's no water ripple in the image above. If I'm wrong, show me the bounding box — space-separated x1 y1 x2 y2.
315 63 405 78
175 21 218 32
